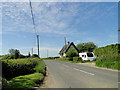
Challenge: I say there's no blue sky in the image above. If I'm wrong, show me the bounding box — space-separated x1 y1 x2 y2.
0 2 118 58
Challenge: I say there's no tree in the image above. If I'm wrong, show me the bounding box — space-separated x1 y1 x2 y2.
32 54 39 57
77 42 97 52
9 49 20 59
66 50 79 57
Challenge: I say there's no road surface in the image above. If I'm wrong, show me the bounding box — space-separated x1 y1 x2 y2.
44 60 118 88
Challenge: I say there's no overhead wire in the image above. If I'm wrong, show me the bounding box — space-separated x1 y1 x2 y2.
29 0 39 56
29 0 37 36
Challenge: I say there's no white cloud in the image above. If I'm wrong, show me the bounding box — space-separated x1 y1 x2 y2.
2 2 117 36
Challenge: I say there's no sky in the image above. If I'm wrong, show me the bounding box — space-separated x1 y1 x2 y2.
0 2 118 58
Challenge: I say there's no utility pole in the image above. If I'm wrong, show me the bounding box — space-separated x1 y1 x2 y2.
37 35 40 58
31 48 33 56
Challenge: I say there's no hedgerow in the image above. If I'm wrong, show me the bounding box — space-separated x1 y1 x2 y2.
2 58 46 88
94 44 119 56
2 58 39 80
94 44 120 70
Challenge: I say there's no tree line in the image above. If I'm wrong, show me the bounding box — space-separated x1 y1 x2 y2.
2 49 39 60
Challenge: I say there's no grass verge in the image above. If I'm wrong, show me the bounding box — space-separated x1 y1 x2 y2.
55 57 82 63
7 73 44 88
34 60 46 76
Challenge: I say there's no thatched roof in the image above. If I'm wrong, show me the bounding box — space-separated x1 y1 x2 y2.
59 42 79 56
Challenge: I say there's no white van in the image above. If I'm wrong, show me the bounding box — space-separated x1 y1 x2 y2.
79 52 96 61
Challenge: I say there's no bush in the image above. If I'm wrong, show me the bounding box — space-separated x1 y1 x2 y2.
34 60 46 76
94 44 119 56
94 44 120 70
96 54 120 70
73 57 82 62
7 73 44 88
1 54 12 60
66 50 79 57
42 57 55 60
19 54 26 58
2 78 8 88
32 54 39 58
2 58 40 80
66 57 73 61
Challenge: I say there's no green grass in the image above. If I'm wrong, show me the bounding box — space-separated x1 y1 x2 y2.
41 57 55 60
7 73 44 88
56 57 95 63
34 60 46 75
95 54 120 70
56 57 82 63
55 57 71 62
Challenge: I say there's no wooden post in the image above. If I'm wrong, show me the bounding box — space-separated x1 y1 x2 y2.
37 35 39 58
31 48 33 56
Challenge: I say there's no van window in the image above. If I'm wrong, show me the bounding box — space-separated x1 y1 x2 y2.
87 53 93 57
82 55 84 57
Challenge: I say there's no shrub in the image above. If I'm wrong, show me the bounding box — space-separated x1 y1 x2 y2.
19 54 26 58
66 57 73 61
94 44 120 70
1 54 12 60
96 54 120 70
94 44 119 56
32 54 39 58
34 60 46 76
2 78 8 88
2 58 40 80
73 57 82 61
66 50 79 57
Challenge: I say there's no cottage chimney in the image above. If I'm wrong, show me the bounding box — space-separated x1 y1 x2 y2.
64 37 66 46
67 41 70 45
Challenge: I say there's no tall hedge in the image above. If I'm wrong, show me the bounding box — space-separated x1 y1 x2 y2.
2 58 39 80
94 44 120 70
94 44 119 56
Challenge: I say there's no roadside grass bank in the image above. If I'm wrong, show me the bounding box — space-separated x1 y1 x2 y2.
2 57 46 88
41 57 60 60
95 54 120 70
94 44 120 70
7 73 44 88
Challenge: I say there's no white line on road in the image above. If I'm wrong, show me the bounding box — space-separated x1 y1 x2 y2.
73 68 95 76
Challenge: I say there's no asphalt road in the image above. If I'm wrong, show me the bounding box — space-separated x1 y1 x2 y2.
44 60 118 88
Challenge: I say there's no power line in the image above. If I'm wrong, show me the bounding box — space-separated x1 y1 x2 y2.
29 0 37 36
29 0 40 58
